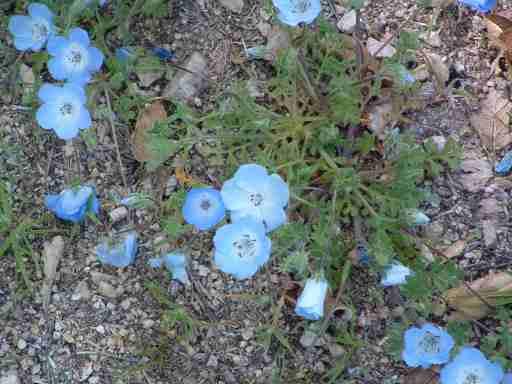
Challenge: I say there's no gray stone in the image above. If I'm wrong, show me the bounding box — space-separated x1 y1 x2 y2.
136 70 165 88
108 207 128 223
206 354 218 368
337 10 357 33
459 159 493 193
19 64 35 84
162 52 208 103
219 0 244 13
482 219 498 248
0 370 20 384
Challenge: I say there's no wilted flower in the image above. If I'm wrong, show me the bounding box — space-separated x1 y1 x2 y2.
213 218 271 279
182 187 225 231
381 261 414 286
272 0 321 26
96 231 138 268
149 252 189 285
440 347 503 384
8 3 55 52
457 0 496 13
402 323 454 368
45 185 99 223
295 276 328 320
36 83 91 140
221 164 289 232
47 28 104 84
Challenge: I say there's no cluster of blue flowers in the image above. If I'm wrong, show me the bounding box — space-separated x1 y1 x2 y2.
403 323 507 383
9 3 104 140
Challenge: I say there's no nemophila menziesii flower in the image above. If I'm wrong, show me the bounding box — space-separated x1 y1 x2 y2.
45 186 100 223
381 261 414 287
405 209 430 226
457 0 496 13
149 252 189 285
213 218 271 280
272 0 321 26
36 83 91 140
96 231 138 268
84 0 107 6
402 323 454 368
503 373 512 384
182 187 225 231
8 3 55 52
440 347 504 384
115 47 136 63
295 276 328 320
221 164 289 232
47 28 104 84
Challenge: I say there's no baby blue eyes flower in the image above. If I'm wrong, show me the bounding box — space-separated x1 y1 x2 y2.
213 218 271 280
457 0 496 13
295 276 328 320
149 252 189 285
221 164 289 232
45 186 100 223
47 28 104 84
36 83 92 140
503 373 512 384
381 261 414 286
115 47 136 63
96 231 138 268
8 3 55 52
272 0 321 26
440 347 504 384
495 150 512 176
84 0 107 6
182 188 225 231
402 323 454 368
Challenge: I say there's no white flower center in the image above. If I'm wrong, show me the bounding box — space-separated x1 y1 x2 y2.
249 193 264 207
419 332 440 355
31 21 48 43
60 102 74 116
291 0 311 13
462 373 480 384
232 233 257 260
64 43 88 71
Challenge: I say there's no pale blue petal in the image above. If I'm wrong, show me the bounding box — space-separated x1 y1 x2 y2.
53 121 80 141
44 195 59 210
402 324 454 368
69 72 91 85
220 178 251 211
182 188 225 231
295 277 328 320
47 36 69 57
259 203 287 232
69 27 90 47
264 173 289 208
233 164 269 192
64 83 87 105
503 373 512 384
38 83 60 103
13 37 35 51
273 0 321 26
440 347 504 384
149 258 163 268
457 0 496 13
87 46 104 72
162 253 189 284
230 207 262 225
8 16 33 39
75 105 92 129
47 57 68 81
402 328 423 367
28 3 54 22
96 232 138 268
36 104 57 131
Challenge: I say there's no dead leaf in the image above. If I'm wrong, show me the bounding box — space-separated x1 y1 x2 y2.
470 89 512 151
404 368 439 384
367 37 396 58
445 271 512 320
458 159 493 193
43 236 65 283
175 166 195 186
366 102 396 139
442 239 466 259
132 101 167 163
423 53 449 86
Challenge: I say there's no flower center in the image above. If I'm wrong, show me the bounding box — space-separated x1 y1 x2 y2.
60 103 74 116
233 234 257 260
249 193 264 207
462 373 480 384
419 332 440 354
200 199 211 211
32 22 48 42
291 0 311 13
69 49 82 64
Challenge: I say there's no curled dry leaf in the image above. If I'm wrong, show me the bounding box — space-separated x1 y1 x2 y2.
43 236 65 283
132 101 167 163
404 368 439 384
423 53 449 87
442 239 466 259
470 89 512 152
445 272 512 320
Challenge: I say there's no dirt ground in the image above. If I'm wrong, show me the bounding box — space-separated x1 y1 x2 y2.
1 0 511 383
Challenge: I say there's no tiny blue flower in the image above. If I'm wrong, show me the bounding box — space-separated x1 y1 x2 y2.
47 28 104 84
402 323 454 368
457 0 496 13
8 3 55 52
440 347 504 384
357 244 370 265
45 185 100 223
84 0 107 6
96 231 138 268
115 47 136 63
272 0 321 26
221 164 289 232
295 276 328 320
182 187 225 231
503 373 512 384
213 217 271 279
396 64 415 86
381 261 414 287
406 209 430 226
149 252 189 285
495 150 512 176
150 47 176 62
36 83 92 140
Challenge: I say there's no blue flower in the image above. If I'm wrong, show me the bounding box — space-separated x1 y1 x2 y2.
36 83 91 140
221 164 289 232
396 65 415 86
381 261 414 286
213 218 271 279
149 252 189 285
402 323 454 368
272 0 321 26
182 187 225 231
150 47 176 62
8 3 55 52
495 150 512 176
295 276 328 320
503 373 512 384
115 47 136 63
406 209 430 225
457 0 496 13
45 185 100 223
47 28 104 84
96 231 138 268
85 0 107 6
440 347 504 384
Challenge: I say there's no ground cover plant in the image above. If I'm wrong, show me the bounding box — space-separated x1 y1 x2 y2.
1 0 512 382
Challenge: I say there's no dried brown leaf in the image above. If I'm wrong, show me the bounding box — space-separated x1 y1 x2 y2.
442 239 466 259
404 368 439 384
132 101 167 163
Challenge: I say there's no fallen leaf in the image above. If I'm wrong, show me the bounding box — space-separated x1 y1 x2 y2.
367 37 396 58
445 272 512 320
458 159 493 193
132 101 168 163
470 89 512 151
175 166 195 186
442 239 466 259
423 53 449 86
43 236 65 283
404 368 439 384
366 102 396 139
